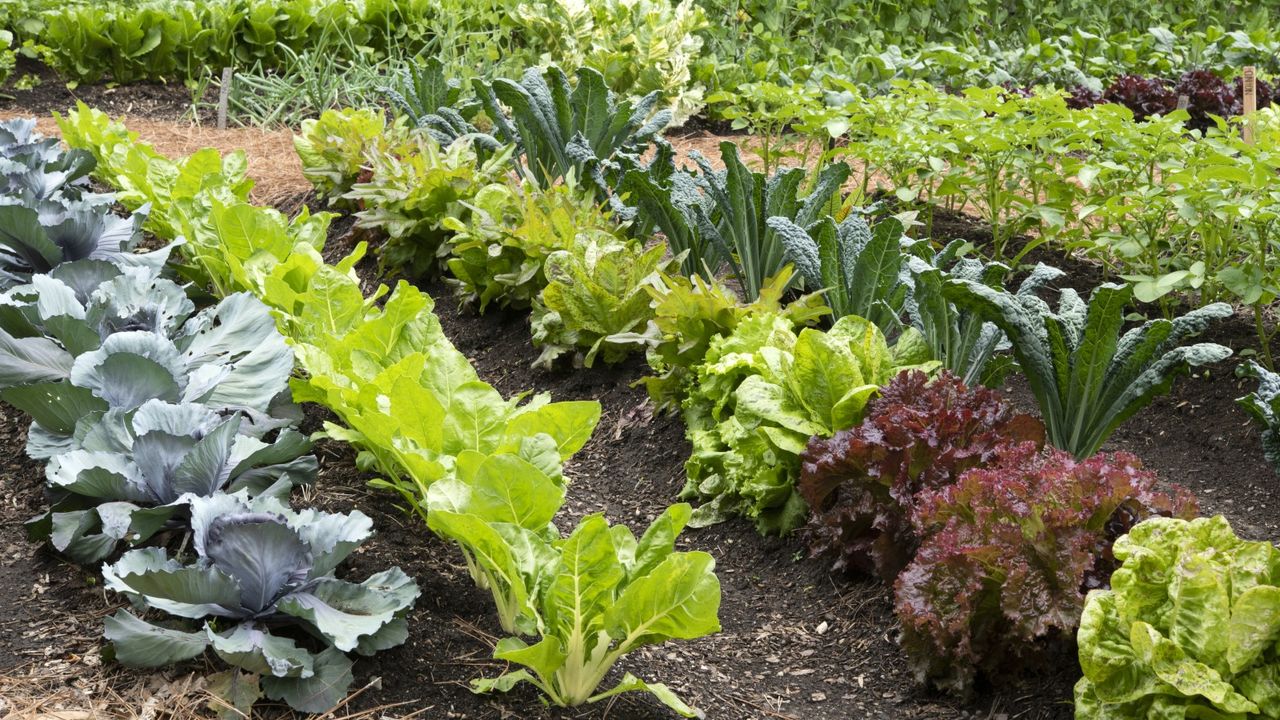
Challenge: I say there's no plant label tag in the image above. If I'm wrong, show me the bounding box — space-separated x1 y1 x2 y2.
1176 94 1190 111
1243 66 1257 143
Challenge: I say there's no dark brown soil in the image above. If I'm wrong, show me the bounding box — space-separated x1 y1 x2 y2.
0 180 1274 720
0 58 205 121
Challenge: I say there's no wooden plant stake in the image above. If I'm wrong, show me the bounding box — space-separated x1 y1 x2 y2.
217 67 233 131
1243 65 1257 144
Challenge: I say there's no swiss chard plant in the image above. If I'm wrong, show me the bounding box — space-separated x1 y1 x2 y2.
55 103 256 244
767 212 909 330
102 492 419 714
904 243 1064 387
0 264 297 459
896 444 1196 694
798 370 1044 580
288 283 601 512
682 313 931 534
1238 360 1280 475
943 278 1232 458
1074 515 1280 719
30 398 316 564
426 452 719 716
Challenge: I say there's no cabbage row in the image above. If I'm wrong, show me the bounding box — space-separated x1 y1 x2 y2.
57 106 722 717
0 118 421 713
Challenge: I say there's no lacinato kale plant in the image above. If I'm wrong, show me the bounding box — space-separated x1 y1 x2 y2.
798 370 1044 580
942 279 1232 459
424 65 670 199
895 444 1196 694
767 213 909 331
620 140 849 301
1238 360 1280 475
380 57 472 130
904 246 1065 388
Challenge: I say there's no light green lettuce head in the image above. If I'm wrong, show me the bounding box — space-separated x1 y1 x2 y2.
1075 515 1280 719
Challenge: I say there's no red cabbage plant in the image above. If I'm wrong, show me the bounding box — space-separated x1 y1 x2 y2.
1103 74 1178 120
893 444 1197 694
797 370 1044 580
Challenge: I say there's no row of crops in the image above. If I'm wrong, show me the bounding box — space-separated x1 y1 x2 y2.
6 0 1280 715
6 102 721 716
2 41 1279 712
6 0 1280 125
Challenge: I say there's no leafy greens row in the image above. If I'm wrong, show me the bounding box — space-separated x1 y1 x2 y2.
58 105 722 717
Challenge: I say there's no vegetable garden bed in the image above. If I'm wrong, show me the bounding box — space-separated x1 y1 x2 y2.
0 86 1276 720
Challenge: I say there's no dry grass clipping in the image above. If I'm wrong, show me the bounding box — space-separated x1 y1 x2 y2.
0 111 311 207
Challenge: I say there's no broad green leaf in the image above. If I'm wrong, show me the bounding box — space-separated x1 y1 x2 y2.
261 647 354 713
205 669 263 720
103 610 207 668
546 515 623 636
209 624 314 679
588 673 700 718
606 551 721 648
